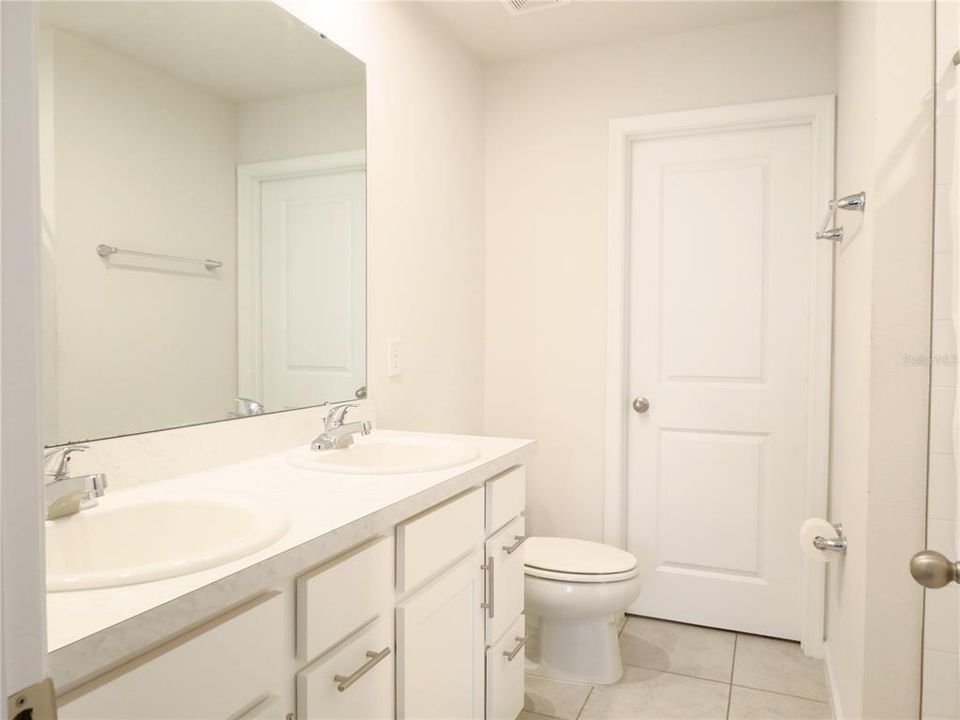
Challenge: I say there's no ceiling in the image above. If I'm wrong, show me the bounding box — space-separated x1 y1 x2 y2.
417 0 824 65
40 1 365 103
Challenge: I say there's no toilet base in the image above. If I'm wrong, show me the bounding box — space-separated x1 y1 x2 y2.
525 613 624 685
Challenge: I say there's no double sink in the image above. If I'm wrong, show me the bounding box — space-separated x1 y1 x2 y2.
46 433 480 592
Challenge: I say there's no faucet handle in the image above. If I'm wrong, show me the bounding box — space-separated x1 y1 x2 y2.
43 444 89 479
324 402 359 430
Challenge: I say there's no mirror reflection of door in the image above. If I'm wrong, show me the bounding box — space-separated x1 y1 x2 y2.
237 153 366 412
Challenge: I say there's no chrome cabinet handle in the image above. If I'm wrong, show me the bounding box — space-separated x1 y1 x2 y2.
503 636 526 662
481 556 495 619
333 647 391 692
503 534 529 555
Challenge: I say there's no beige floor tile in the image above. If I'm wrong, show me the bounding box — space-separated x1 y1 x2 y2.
579 666 729 720
728 686 831 719
524 675 592 720
732 635 828 702
620 616 736 682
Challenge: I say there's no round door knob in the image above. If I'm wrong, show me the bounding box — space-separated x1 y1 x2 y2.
632 397 650 414
910 550 959 589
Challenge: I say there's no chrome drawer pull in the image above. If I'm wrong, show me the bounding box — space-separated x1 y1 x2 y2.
503 636 526 662
502 534 529 555
334 647 391 692
481 556 495 619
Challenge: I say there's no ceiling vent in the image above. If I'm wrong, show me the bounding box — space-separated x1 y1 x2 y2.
502 0 572 16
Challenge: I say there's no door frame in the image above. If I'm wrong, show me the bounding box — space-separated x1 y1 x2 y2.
602 95 836 657
236 150 366 404
2 1 49 711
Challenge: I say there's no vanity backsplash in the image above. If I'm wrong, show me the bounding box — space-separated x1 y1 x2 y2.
60 402 375 492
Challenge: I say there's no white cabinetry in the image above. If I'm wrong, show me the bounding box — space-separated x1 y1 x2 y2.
59 593 285 720
57 465 527 720
297 535 395 720
297 617 394 720
486 615 526 720
396 549 485 720
483 467 527 720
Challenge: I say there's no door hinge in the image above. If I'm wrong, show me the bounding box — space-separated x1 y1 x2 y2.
8 678 57 720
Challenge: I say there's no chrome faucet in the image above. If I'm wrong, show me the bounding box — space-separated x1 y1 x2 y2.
311 402 372 451
43 445 107 520
229 397 265 418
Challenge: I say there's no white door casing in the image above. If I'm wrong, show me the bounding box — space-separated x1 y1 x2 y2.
237 151 366 412
2 2 49 712
604 97 834 653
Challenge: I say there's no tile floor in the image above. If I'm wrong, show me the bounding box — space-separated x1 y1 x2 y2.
520 616 831 720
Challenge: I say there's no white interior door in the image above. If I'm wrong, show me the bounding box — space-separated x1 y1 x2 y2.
238 152 366 412
624 105 829 640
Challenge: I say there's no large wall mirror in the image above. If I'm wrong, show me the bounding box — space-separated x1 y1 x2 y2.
39 2 367 446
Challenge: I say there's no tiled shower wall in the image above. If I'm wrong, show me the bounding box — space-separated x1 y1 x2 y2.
924 3 959 717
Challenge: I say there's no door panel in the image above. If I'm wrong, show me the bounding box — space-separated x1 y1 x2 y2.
259 167 365 409
626 122 815 639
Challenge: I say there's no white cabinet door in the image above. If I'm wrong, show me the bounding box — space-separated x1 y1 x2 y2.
397 549 485 720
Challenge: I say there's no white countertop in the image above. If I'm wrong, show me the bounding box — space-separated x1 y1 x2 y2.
47 430 534 689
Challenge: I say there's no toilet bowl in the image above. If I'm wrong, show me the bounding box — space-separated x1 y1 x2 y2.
524 537 641 685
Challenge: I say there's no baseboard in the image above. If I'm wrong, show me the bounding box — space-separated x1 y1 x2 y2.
823 641 845 720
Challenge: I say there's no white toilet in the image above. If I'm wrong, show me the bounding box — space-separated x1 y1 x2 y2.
523 536 641 685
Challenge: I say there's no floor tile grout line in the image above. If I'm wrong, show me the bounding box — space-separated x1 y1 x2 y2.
730 634 738 684
730 682 831 705
725 634 737 720
574 686 594 720
618 660 733 685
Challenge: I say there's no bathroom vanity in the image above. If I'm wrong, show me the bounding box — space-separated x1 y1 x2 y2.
50 431 533 720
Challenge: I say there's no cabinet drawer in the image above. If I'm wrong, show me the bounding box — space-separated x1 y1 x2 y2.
485 515 526 643
397 488 483 592
486 616 526 720
297 617 394 720
59 593 284 720
297 535 394 662
485 466 525 535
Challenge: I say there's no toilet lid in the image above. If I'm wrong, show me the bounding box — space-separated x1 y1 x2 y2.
524 537 638 582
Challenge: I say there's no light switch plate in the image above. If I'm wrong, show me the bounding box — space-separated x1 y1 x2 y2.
387 338 403 378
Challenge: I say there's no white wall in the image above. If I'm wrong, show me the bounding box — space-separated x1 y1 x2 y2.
826 2 934 717
237 84 365 164
40 28 238 444
279 0 486 435
483 5 838 539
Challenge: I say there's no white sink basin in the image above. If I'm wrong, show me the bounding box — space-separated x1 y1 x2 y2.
46 494 289 592
287 434 481 475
